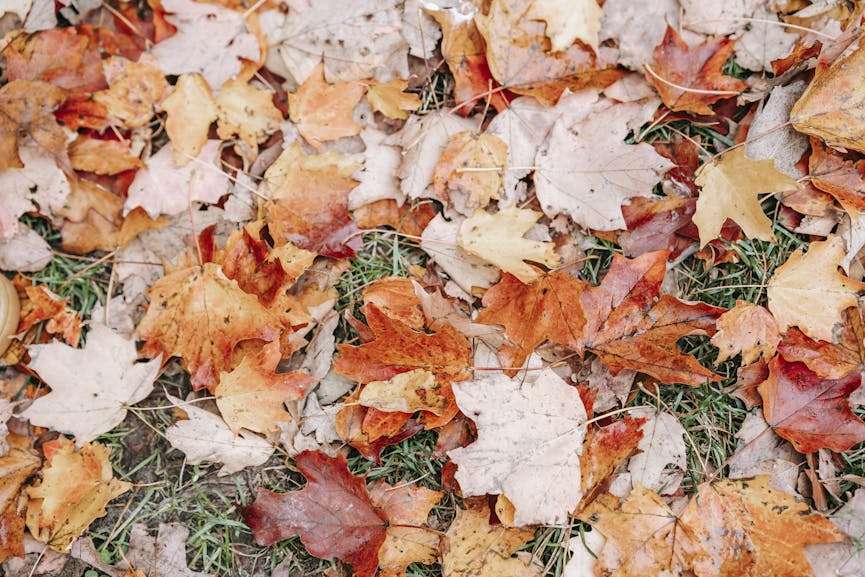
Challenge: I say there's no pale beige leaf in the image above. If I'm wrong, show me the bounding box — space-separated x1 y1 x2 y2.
711 301 780 364
119 523 215 577
527 0 602 52
420 213 499 294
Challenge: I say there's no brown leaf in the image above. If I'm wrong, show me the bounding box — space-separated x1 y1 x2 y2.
647 26 746 115
57 179 124 254
759 355 865 453
353 199 437 238
711 301 780 364
619 196 696 258
17 283 82 347
362 277 424 330
579 417 645 506
93 57 169 128
137 263 282 391
3 28 106 93
215 77 282 155
432 131 507 213
809 137 865 213
288 64 365 149
0 80 67 171
244 451 387 577
69 137 142 175
777 326 860 380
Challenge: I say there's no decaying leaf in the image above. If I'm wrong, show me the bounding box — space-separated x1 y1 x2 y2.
449 368 587 526
711 301 780 364
93 57 169 128
21 324 161 444
527 0 602 53
215 77 283 154
25 437 131 550
768 236 865 342
366 79 421 120
288 64 365 149
457 207 560 284
806 488 865 577
0 79 66 172
358 369 448 415
119 523 216 577
432 131 507 214
160 73 219 165
244 451 387 577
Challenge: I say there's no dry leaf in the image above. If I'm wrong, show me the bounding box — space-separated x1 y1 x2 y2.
449 368 587 526
711 301 780 364
457 207 560 284
626 409 686 495
806 488 865 577
767 236 865 342
21 324 161 444
3 28 105 93
215 77 282 154
69 137 142 175
0 79 66 172
600 0 679 69
358 369 448 415
93 57 169 128
433 131 507 214
119 523 215 577
288 64 365 149
528 0 602 52
693 147 798 247
160 73 219 165
419 213 500 294
366 79 421 120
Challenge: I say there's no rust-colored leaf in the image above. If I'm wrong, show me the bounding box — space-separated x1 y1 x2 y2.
809 137 865 213
4 28 107 93
579 417 645 506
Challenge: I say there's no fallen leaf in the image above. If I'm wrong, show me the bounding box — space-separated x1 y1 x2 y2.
419 213 500 295
125 140 230 219
680 0 762 35
734 8 798 72
759 355 865 453
0 436 41 562
362 277 424 330
0 228 53 272
527 0 602 52
711 301 780 364
25 437 131 550
457 207 560 284
366 79 421 120
93 57 169 128
562 530 605 577
288 64 365 149
806 488 865 577
767 236 865 342
164 394 274 475
119 523 215 577
58 179 124 254
619 195 696 258
441 504 540 577
728 411 799 487
150 0 260 89
358 369 448 415
17 284 81 346
0 79 67 172
244 451 387 577
790 40 865 154
215 77 283 154
647 26 746 115
335 303 470 384
809 137 865 214
137 263 282 391
160 73 219 165
69 137 142 175
449 368 587 526
580 416 645 501
534 105 673 231
3 27 106 93
693 147 798 247
263 142 361 257
350 129 405 209
745 80 808 178
777 325 859 380
21 324 161 445
626 409 687 495
600 0 679 69
0 142 71 239
433 131 507 214
215 341 313 434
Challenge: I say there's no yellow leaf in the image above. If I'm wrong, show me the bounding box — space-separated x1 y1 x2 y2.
358 369 448 415
693 147 798 247
367 79 421 120
69 137 142 175
458 207 560 284
160 73 218 165
768 235 865 342
527 0 603 52
710 301 779 365
216 77 283 154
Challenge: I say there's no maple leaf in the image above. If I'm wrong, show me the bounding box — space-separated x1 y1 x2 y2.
693 147 798 247
366 79 421 120
759 355 865 453
457 207 560 284
528 0 602 52
21 324 161 445
580 251 724 386
215 77 282 155
263 142 361 257
137 263 282 391
244 451 387 577
164 395 273 475
93 57 169 128
0 79 66 171
806 488 865 577
359 369 449 416
626 409 687 494
767 236 865 342
449 368 587 526
125 140 230 219
3 27 106 93
335 399 423 462
150 0 260 89
426 4 509 116
745 81 808 179
420 213 500 295
215 340 313 434
580 416 645 504
0 435 41 562
17 283 81 346
600 0 679 69
432 131 507 214
335 303 471 384
368 480 443 577
287 64 365 148
809 137 865 214
619 195 696 258
711 301 780 365
534 106 673 231
362 277 424 330
0 228 52 273
69 137 142 175
442 504 541 577
790 40 865 153
350 129 405 209
777 325 860 380
160 73 218 165
646 26 746 115
25 437 131 551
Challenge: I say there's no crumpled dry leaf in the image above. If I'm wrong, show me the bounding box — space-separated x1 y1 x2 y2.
693 147 798 247
728 411 799 491
68 137 142 175
0 78 67 172
734 9 798 72
457 207 560 284
745 80 808 178
442 504 541 577
215 340 313 434
164 395 273 475
350 128 405 209
25 437 131 551
767 235 865 343
137 263 282 391
600 0 679 69
287 64 364 149
623 409 686 496
806 488 865 577
433 131 507 214
0 142 71 239
125 140 230 219
17 283 82 346
359 369 448 415
3 28 105 93
151 0 260 89
449 368 587 526
93 57 169 128
215 77 283 155
534 105 673 231
21 324 161 445
711 301 780 365
0 228 53 272
160 73 219 165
